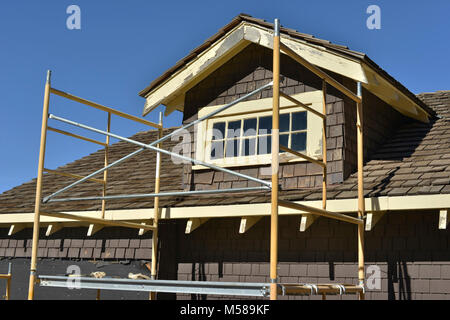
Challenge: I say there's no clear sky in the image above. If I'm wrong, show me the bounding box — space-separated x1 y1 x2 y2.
0 0 449 194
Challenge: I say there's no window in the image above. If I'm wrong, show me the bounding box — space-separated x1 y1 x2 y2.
195 91 324 169
210 111 307 160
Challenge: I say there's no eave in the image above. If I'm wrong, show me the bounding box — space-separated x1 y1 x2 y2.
140 17 434 123
0 194 448 225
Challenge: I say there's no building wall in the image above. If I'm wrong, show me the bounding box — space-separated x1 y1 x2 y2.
342 83 410 179
173 210 450 300
181 43 409 192
0 211 449 300
182 43 346 191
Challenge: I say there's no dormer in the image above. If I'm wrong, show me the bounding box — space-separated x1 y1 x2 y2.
139 14 435 191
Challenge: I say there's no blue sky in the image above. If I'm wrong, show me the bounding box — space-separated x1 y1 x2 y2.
0 0 449 194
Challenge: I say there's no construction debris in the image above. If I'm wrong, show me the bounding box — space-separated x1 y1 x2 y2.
128 273 151 280
90 271 106 279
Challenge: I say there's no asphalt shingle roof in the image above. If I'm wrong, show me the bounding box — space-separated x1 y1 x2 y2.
0 91 449 214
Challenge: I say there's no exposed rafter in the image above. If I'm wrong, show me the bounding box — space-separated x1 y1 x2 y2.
299 215 318 232
439 209 449 230
185 218 209 234
87 224 103 237
8 224 25 236
239 216 262 234
45 223 64 237
365 211 387 231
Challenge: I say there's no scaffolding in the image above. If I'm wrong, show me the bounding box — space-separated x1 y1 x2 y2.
0 263 12 300
28 19 366 300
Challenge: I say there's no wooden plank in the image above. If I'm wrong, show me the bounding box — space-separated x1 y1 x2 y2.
8 224 25 236
270 22 281 301
322 80 327 211
150 114 163 300
29 71 52 300
101 112 111 219
278 199 363 225
279 42 361 104
439 209 449 230
299 215 318 232
185 218 209 234
44 168 105 184
279 145 325 168
50 88 162 129
47 127 107 147
280 92 325 119
87 224 103 236
45 223 63 236
40 211 156 231
365 211 386 231
239 216 262 233
356 83 365 300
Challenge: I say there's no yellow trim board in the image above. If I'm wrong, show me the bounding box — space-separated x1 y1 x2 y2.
142 22 367 116
0 194 448 226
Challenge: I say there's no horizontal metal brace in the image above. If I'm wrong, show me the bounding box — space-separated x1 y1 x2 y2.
46 186 271 203
38 276 270 297
149 81 273 147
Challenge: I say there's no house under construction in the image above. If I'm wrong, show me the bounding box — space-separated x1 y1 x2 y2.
0 14 449 300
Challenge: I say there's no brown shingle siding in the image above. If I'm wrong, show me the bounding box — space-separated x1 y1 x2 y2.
182 43 346 192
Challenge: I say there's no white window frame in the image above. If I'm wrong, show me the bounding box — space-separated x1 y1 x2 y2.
194 90 324 169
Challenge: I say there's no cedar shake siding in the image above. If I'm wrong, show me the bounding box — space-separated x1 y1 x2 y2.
182 43 346 191
173 211 450 300
1 211 450 300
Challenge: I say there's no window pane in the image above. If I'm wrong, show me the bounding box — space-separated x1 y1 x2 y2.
243 118 257 137
227 120 241 138
225 139 240 158
280 113 290 133
211 122 225 140
292 112 307 131
242 138 256 156
210 141 224 159
257 135 271 155
258 116 272 135
291 132 307 151
280 134 289 149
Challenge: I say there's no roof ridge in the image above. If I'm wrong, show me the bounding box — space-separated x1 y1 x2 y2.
417 90 450 95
